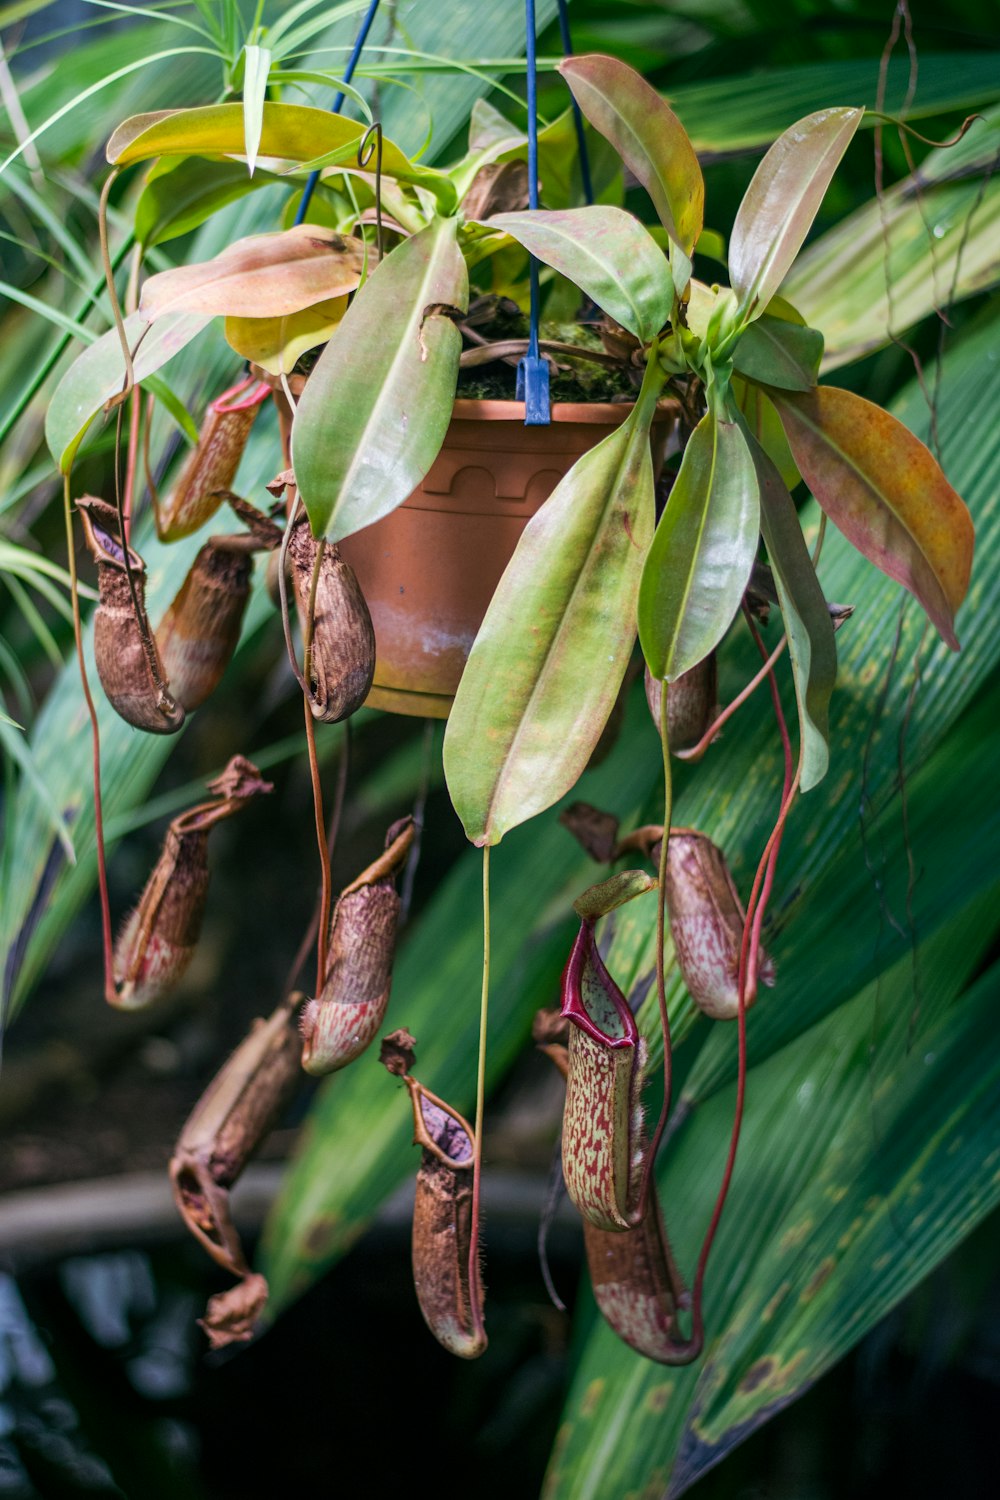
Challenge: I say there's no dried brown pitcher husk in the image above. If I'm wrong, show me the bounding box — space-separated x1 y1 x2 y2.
113 755 271 1009
171 996 303 1347
76 496 185 734
154 384 265 542
300 817 414 1075
380 1030 487 1359
644 654 718 752
284 510 376 723
156 495 282 711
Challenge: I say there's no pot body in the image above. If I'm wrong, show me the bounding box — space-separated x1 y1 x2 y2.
338 399 673 718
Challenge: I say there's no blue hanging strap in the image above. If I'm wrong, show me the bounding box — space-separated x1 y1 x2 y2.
294 0 383 226
516 0 551 425
556 0 593 204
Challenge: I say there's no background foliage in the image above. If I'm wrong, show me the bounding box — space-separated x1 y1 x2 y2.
1 2 998 1496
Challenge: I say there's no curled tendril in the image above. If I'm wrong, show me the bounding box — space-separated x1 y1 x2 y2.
357 121 384 260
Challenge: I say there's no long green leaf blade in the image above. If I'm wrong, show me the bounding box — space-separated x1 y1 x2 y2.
292 218 468 542
444 372 663 846
638 412 760 681
750 433 836 791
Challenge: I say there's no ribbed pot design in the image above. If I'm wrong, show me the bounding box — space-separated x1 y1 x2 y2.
338 399 670 718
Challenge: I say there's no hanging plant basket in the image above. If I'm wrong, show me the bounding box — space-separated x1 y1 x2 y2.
339 396 677 717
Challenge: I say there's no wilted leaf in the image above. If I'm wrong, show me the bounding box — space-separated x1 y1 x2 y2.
224 297 347 375
45 310 210 473
750 436 836 791
443 370 664 847
480 207 671 343
139 223 365 321
559 53 703 259
638 412 760 682
729 107 863 322
770 385 973 650
292 218 467 541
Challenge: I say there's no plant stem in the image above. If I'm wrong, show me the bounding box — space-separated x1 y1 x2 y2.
97 168 134 403
63 475 115 1003
302 540 332 994
468 843 491 1346
674 634 787 763
639 677 673 1218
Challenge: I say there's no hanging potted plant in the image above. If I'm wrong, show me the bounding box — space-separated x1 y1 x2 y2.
43 15 977 1370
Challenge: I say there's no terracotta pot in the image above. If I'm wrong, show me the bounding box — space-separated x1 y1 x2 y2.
337 398 676 719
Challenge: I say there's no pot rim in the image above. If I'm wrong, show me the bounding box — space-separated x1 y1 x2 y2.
449 397 676 424
253 364 678 426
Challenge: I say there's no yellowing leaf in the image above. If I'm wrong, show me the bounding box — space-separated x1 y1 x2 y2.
106 102 457 211
139 223 365 321
224 296 347 376
770 385 974 650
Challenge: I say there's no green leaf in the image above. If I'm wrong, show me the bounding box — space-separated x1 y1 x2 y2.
138 223 365 320
750 436 836 792
559 53 704 261
0 713 76 865
733 312 823 391
769 385 974 651
443 364 665 847
479 208 671 344
292 218 468 542
241 44 270 178
729 107 863 322
638 412 760 682
785 107 1000 370
733 378 800 493
106 102 457 212
668 53 1000 156
45 310 210 473
135 156 286 250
